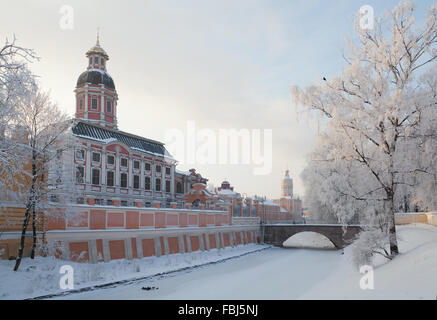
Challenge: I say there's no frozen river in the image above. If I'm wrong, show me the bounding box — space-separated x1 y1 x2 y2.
63 247 342 300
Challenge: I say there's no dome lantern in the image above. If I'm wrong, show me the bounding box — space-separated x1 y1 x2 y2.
74 32 118 130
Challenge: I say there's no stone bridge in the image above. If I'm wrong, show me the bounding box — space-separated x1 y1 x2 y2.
263 224 362 249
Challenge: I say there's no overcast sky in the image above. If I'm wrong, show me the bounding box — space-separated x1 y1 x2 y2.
0 0 434 199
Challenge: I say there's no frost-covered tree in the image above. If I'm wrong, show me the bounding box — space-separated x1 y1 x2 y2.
0 37 37 202
291 1 437 259
13 89 72 271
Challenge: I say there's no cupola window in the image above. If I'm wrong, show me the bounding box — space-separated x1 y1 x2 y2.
106 100 112 113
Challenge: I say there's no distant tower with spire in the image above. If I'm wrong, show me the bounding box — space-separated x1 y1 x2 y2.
281 169 293 197
74 31 118 129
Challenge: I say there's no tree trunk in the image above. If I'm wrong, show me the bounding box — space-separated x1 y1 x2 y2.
14 151 37 271
30 204 36 259
13 196 33 271
387 193 399 258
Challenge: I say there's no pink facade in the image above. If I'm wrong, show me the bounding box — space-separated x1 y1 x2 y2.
46 205 259 262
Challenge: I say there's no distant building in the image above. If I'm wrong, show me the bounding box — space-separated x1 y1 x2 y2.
272 170 304 223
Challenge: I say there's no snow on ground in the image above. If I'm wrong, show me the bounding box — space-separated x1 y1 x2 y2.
1 223 436 300
300 223 437 299
67 223 437 300
0 244 269 300
283 232 336 249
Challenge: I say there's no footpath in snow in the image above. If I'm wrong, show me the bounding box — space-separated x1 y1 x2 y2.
0 243 269 300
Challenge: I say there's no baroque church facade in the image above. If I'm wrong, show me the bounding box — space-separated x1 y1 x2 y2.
69 37 207 209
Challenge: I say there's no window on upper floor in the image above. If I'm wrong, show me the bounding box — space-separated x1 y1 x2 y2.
120 173 128 188
107 155 115 165
165 180 171 193
165 167 171 175
156 165 161 173
106 171 114 187
76 166 84 184
92 152 100 163
94 57 99 65
106 100 112 113
91 97 98 110
145 177 151 190
76 149 85 160
92 168 100 185
133 175 140 189
133 160 140 169
101 58 105 66
176 182 183 194
121 158 128 167
145 163 151 171
155 178 161 191
78 98 83 111
121 200 128 207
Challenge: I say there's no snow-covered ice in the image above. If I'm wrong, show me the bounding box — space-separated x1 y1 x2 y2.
1 223 436 300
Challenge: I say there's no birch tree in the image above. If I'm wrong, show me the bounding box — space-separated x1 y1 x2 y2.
0 37 37 202
291 1 437 259
13 89 71 271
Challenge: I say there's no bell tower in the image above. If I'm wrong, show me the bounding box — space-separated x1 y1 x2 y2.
75 32 118 129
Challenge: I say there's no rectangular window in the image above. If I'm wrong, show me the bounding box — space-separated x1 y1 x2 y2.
106 199 113 206
76 166 84 183
121 158 128 167
156 165 161 173
92 169 100 185
120 173 127 188
79 98 83 111
145 177 151 190
107 155 115 165
95 198 103 205
165 180 171 193
91 97 98 110
133 175 140 189
165 167 171 175
133 160 140 169
92 152 100 163
107 171 114 187
155 178 161 191
76 149 85 160
121 200 128 207
145 163 151 171
106 100 112 113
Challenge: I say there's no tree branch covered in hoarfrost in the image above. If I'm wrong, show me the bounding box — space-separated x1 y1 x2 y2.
293 1 437 262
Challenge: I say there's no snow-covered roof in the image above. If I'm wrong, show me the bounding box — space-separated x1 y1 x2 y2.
72 121 173 159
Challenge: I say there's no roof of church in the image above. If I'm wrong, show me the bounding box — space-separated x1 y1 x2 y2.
77 69 115 90
72 121 169 157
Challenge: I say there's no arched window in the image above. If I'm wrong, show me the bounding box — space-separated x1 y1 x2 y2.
176 182 183 194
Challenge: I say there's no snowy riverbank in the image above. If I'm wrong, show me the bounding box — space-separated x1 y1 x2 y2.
1 223 436 300
0 244 270 300
300 223 437 299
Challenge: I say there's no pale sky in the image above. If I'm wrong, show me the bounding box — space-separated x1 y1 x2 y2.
0 0 434 199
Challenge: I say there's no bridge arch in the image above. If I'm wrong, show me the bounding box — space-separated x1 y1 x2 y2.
282 231 336 249
263 224 361 249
